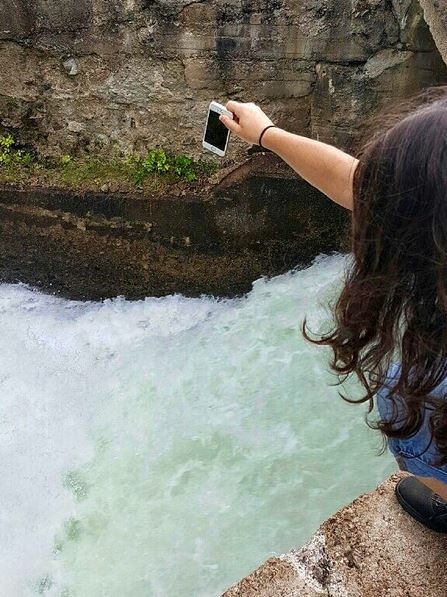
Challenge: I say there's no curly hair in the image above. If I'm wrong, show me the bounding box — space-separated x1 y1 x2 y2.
304 87 447 464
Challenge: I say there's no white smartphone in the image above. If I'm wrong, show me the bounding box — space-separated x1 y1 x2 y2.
202 101 233 157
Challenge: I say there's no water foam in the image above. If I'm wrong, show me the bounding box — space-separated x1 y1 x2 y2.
0 255 395 596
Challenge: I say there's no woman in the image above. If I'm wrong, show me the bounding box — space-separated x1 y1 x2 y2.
220 91 447 533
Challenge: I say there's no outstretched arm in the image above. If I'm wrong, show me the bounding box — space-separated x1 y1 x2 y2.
220 100 358 211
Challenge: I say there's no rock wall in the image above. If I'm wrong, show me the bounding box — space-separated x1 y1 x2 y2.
223 473 447 597
1 0 447 297
419 0 447 65
0 154 348 299
0 0 446 161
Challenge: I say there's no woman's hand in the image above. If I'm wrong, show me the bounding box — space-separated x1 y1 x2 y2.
219 101 274 146
219 99 356 210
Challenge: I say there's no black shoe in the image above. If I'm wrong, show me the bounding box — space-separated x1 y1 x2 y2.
395 476 447 533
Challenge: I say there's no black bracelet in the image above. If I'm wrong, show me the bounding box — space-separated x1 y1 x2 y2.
259 125 277 148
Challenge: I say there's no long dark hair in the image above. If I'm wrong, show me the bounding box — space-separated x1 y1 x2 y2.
304 87 447 464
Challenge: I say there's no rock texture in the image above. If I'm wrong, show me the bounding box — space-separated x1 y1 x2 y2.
0 0 446 161
223 473 447 597
0 154 348 299
418 1 447 65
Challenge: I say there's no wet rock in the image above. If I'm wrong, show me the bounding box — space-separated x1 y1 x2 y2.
223 473 447 597
0 155 349 299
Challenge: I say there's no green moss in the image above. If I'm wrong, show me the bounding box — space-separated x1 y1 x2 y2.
0 135 218 194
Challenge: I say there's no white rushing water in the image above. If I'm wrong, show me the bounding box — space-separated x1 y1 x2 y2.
0 254 395 597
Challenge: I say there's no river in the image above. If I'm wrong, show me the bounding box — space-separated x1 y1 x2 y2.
0 253 395 596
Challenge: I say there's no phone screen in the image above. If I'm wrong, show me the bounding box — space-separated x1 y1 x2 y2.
204 109 229 151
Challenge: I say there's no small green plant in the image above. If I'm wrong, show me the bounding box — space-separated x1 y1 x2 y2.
14 149 33 165
61 154 73 166
144 149 170 173
134 149 170 184
133 149 200 184
0 134 14 165
171 154 197 182
0 134 33 167
0 134 14 150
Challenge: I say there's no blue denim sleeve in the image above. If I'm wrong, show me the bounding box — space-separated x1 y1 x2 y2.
376 362 402 423
376 363 447 484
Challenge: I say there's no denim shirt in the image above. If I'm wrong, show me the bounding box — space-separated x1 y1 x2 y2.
377 362 447 484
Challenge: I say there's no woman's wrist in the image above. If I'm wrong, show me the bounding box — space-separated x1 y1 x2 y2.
260 126 284 153
258 125 277 148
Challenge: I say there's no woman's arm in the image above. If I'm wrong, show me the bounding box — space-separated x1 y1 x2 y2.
261 128 357 211
220 101 358 211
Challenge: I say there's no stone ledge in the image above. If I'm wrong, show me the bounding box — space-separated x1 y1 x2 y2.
0 157 348 300
223 473 447 597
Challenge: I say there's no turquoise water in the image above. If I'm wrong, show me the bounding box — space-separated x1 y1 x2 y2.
0 254 395 596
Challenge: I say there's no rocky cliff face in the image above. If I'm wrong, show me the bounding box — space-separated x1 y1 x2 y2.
418 0 447 65
0 0 446 161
